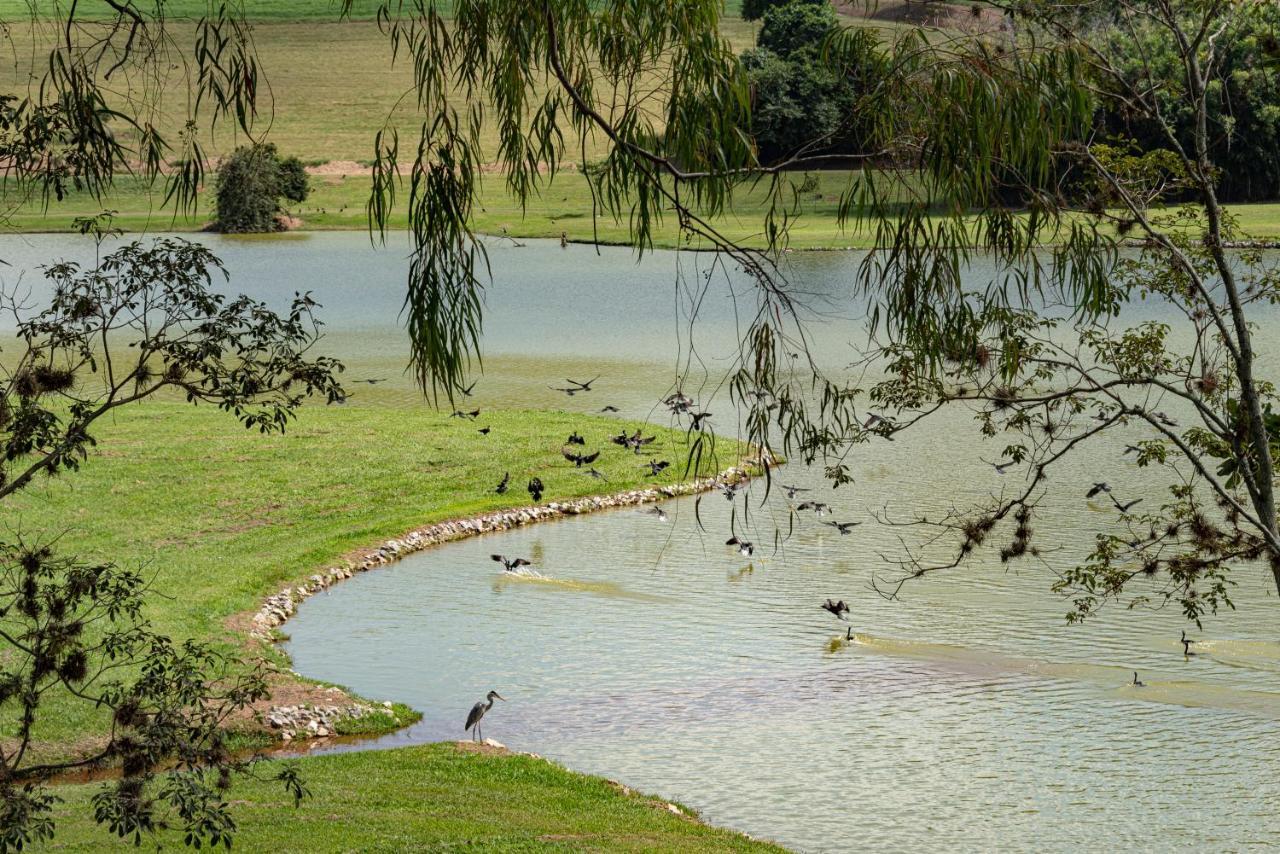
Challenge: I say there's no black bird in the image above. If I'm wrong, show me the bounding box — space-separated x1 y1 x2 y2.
527 477 544 502
796 501 831 516
566 376 600 392
549 384 581 396
846 626 854 641
726 537 754 557
664 392 693 414
491 554 532 572
464 690 505 742
566 431 586 446
600 405 619 413
644 459 670 476
494 472 510 494
562 449 600 467
1181 629 1197 657
688 411 712 429
356 378 387 385
1086 482 1111 498
478 426 491 435
1112 495 1143 513
822 520 862 535
641 505 669 521
721 481 744 501
451 408 481 419
581 468 609 481
1132 671 1144 687
460 380 477 397
821 598 850 620
779 484 810 499
1123 444 1141 456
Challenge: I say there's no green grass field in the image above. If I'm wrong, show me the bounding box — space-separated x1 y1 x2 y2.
41 743 785 851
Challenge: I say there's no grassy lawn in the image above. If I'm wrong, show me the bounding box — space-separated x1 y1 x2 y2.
3 395 744 754
41 743 784 852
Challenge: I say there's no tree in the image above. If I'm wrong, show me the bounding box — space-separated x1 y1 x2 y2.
742 47 845 163
352 0 1280 627
741 0 828 23
0 235 343 849
758 0 838 56
214 144 312 233
1097 2 1280 203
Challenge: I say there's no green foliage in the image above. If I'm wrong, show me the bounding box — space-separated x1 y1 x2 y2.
214 144 312 233
757 0 837 56
740 0 825 22
742 47 845 162
1097 3 1280 202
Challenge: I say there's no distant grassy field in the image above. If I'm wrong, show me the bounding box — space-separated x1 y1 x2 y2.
43 743 785 852
2 395 743 756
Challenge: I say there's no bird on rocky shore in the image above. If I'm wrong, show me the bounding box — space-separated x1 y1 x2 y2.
528 477 544 502
822 598 850 620
822 520 862 535
491 554 532 572
494 472 510 494
726 536 753 557
465 690 505 742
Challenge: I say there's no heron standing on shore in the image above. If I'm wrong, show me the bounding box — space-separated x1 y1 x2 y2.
465 690 505 742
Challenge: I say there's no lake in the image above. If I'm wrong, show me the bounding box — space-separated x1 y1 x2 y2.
6 232 1279 852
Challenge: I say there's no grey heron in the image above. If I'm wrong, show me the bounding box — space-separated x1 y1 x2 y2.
465 690 505 742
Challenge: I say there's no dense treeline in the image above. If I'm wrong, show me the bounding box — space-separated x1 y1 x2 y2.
742 0 1280 203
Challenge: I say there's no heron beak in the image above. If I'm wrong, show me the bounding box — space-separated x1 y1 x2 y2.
494 693 506 701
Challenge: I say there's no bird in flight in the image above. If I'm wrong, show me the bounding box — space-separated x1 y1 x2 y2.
1112 495 1143 513
821 598 850 620
527 477 544 502
355 378 387 385
1122 444 1141 456
580 468 608 481
721 481 744 501
451 409 481 419
491 554 532 572
822 520 862 535
1086 482 1111 498
796 501 831 516
688 411 712 429
600 405 619 413
566 431 586 446
494 472 510 494
1153 411 1178 427
459 380 477 397
643 460 670 477
779 484 810 499
664 392 694 414
613 429 656 453
464 690 505 742
982 459 1013 475
726 537 754 557
562 449 600 467
640 506 668 521
566 376 600 392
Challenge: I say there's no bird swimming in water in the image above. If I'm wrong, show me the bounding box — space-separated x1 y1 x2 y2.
562 449 600 467
1132 671 1144 687
465 690 505 742
494 472 510 494
491 554 532 572
1086 482 1111 498
726 537 753 557
1181 629 1197 656
527 477 544 502
822 520 862 535
566 431 586 446
355 378 387 385
640 506 668 521
643 459 670 476
821 598 850 620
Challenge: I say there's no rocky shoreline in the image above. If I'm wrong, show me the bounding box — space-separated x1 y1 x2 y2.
251 461 759 738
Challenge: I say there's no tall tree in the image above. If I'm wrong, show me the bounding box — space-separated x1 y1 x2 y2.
355 0 1280 623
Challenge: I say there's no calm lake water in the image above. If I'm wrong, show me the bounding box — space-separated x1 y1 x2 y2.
6 233 1279 852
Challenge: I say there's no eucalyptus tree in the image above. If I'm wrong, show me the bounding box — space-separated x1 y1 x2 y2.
354 0 1280 624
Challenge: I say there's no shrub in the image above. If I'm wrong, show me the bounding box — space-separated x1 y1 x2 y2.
214 143 311 233
758 1 837 56
741 0 826 23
